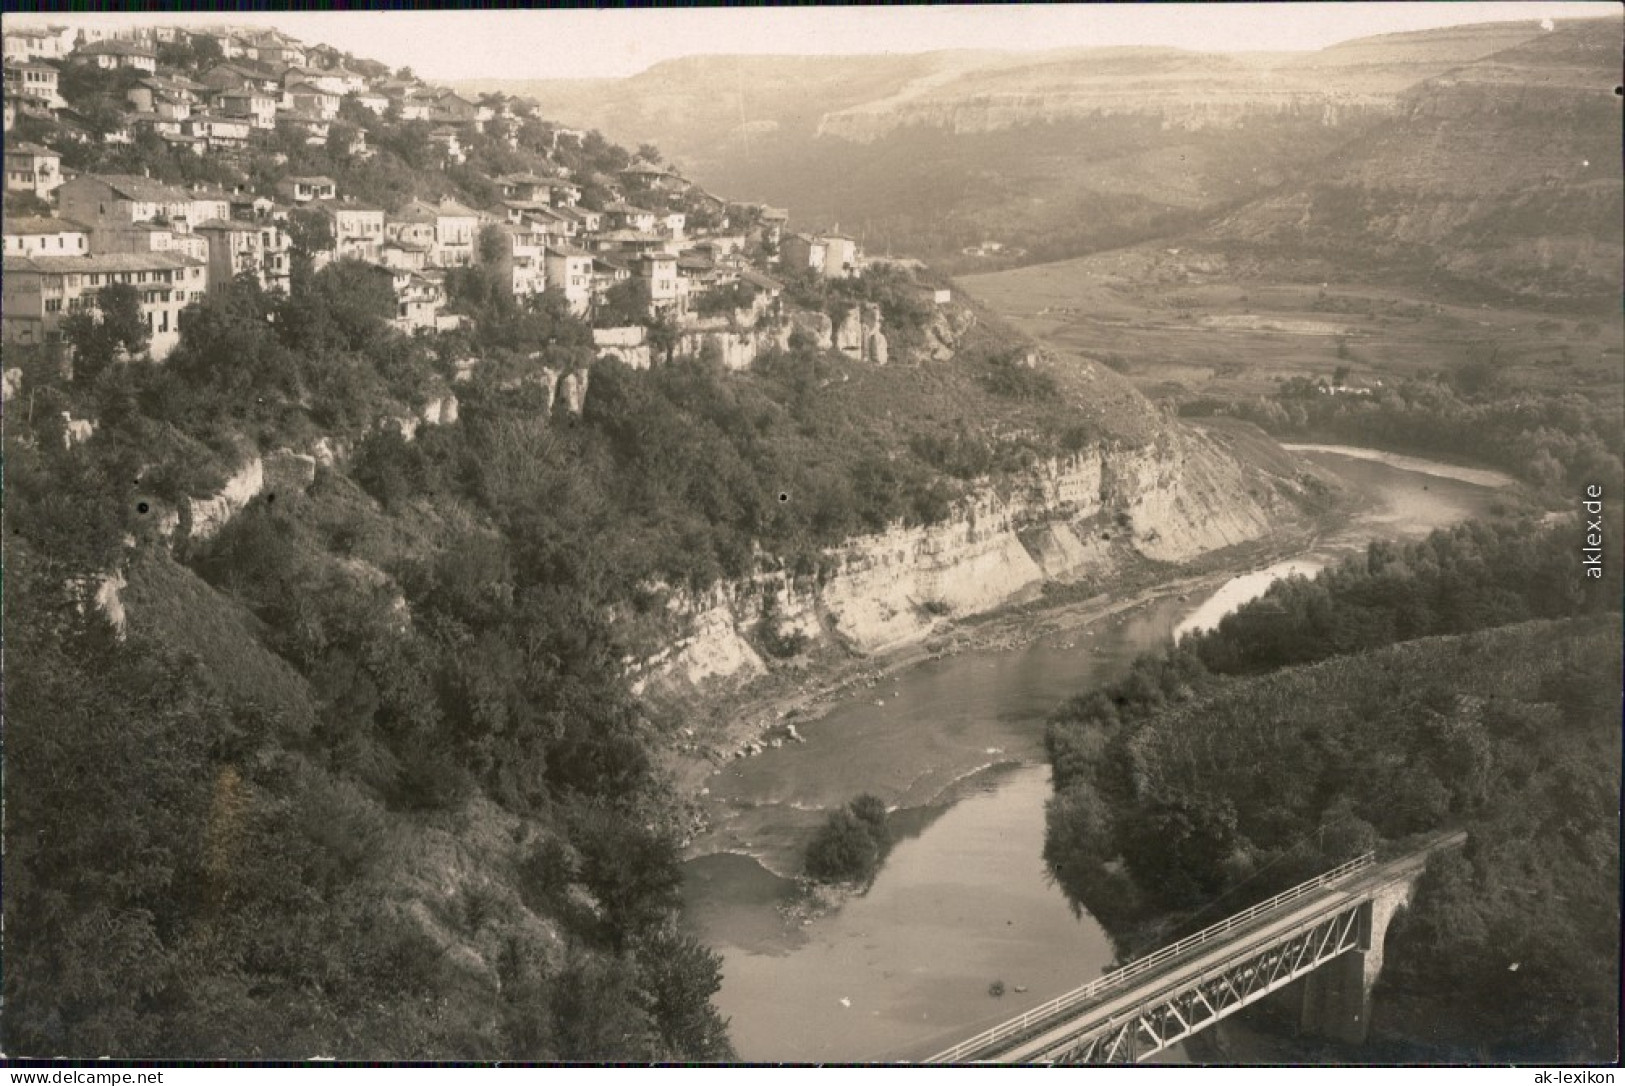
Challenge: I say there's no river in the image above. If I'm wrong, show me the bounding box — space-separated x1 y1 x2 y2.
680 447 1514 1063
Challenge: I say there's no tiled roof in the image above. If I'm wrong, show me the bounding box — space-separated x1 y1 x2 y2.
391 199 440 223
193 218 260 232
4 251 204 274
76 40 156 58
739 268 783 291
3 216 90 235
72 173 190 203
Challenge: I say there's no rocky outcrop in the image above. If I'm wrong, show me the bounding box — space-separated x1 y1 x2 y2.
381 393 460 442
594 326 654 370
919 306 974 362
557 370 590 415
61 412 97 449
94 570 128 639
422 393 459 426
782 310 834 351
631 425 1297 690
677 328 775 372
188 445 324 541
189 457 266 542
833 303 884 362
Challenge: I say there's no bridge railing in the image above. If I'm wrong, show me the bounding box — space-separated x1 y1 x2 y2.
925 851 1375 1064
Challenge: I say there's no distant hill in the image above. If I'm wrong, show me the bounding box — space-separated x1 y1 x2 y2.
456 17 1617 291
1194 21 1623 307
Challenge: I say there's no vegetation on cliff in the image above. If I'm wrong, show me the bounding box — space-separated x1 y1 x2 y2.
1042 518 1620 1060
3 106 1184 1055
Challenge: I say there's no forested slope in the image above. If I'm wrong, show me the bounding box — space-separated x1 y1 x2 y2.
1043 519 1620 1061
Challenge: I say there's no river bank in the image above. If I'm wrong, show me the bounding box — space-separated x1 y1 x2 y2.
667 530 1319 849
665 506 1349 845
672 446 1518 1062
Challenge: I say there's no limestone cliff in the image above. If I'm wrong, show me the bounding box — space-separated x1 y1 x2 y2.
631 422 1299 697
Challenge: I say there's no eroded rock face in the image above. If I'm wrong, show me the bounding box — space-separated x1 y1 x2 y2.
834 303 884 361
422 394 459 426
595 327 654 370
919 306 975 362
675 329 769 372
557 369 590 415
62 412 97 449
630 426 1300 691
189 457 266 542
781 310 834 351
94 570 128 639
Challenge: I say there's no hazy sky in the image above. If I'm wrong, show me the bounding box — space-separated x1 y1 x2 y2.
7 3 1617 81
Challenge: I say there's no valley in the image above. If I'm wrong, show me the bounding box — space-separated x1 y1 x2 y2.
958 249 1624 406
5 7 1620 1069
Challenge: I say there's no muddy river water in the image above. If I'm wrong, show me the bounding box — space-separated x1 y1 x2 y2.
681 447 1513 1062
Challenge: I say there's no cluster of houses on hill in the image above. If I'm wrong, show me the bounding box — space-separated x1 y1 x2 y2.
2 21 882 363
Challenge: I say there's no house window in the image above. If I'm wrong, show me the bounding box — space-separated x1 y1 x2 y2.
45 298 61 313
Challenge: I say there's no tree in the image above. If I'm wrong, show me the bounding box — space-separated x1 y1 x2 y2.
592 279 650 329
63 283 150 382
646 310 681 366
477 222 506 267
635 928 735 1060
805 808 880 883
635 143 662 164
804 795 892 884
191 33 223 68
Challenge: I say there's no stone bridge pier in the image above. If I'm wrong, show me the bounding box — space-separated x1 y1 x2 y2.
1297 875 1418 1044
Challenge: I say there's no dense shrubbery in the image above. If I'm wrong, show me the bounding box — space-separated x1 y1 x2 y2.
804 795 892 884
690 280 758 318
1181 376 1623 499
1041 518 1620 1060
3 259 734 1060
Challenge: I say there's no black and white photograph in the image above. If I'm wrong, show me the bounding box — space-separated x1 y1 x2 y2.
2 3 1621 1071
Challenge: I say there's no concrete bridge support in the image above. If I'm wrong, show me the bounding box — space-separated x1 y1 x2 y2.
1298 876 1418 1044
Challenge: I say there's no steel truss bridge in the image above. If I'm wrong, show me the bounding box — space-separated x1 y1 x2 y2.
925 832 1466 1064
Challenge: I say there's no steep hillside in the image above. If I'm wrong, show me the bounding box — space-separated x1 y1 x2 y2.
5 234 1321 1060
462 20 1575 270
1198 21 1623 306
1042 515 1622 1060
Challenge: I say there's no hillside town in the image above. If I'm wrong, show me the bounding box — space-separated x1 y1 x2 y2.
2 21 903 368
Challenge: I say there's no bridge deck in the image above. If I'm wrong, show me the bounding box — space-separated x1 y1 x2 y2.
927 831 1465 1064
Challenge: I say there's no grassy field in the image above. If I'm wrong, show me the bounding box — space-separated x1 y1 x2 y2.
957 247 1624 406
